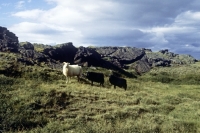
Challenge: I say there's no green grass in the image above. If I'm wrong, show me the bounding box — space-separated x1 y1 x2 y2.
140 62 200 85
1 57 200 132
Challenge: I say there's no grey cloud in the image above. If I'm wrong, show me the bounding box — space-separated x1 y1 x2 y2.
83 29 157 49
33 28 64 35
175 47 200 57
190 43 200 47
109 0 195 27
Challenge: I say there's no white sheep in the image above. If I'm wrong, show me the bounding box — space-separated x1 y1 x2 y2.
63 62 82 83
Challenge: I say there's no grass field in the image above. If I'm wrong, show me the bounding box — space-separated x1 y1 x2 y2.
1 57 200 132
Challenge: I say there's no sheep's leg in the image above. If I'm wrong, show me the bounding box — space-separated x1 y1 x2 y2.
66 76 68 83
77 76 80 82
100 83 102 86
69 76 71 83
101 83 104 87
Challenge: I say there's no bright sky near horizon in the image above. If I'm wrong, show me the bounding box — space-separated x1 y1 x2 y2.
1 0 200 59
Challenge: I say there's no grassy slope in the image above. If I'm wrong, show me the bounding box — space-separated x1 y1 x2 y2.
0 53 200 133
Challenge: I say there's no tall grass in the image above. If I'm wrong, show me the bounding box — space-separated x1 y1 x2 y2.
1 62 200 132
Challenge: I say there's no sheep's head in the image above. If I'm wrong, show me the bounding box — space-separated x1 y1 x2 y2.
63 62 70 68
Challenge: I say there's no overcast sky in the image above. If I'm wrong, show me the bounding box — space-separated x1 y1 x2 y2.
1 0 200 59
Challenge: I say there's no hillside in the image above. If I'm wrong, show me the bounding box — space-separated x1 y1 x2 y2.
0 26 197 76
1 26 200 132
1 60 200 132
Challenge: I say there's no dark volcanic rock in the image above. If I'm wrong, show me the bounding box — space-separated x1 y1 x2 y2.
148 58 171 67
146 49 197 66
110 47 145 64
95 47 145 68
74 46 102 66
19 48 48 63
20 42 34 50
0 26 19 52
135 60 151 74
74 46 135 77
96 47 145 63
95 47 118 55
17 42 63 69
43 42 77 63
129 55 151 74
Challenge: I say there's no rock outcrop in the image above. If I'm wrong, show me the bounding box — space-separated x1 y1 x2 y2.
43 42 77 64
73 46 135 77
0 26 19 52
94 47 145 68
19 48 48 65
146 49 197 66
20 42 34 50
135 60 151 75
74 46 102 66
0 26 198 76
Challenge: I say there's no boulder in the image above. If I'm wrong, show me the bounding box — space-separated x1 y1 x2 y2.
74 46 102 66
148 58 171 67
20 42 34 50
95 47 118 55
135 60 151 74
96 47 145 64
43 42 77 63
94 47 145 68
110 47 145 64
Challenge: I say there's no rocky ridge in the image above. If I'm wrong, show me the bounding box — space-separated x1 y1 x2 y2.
0 26 197 76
